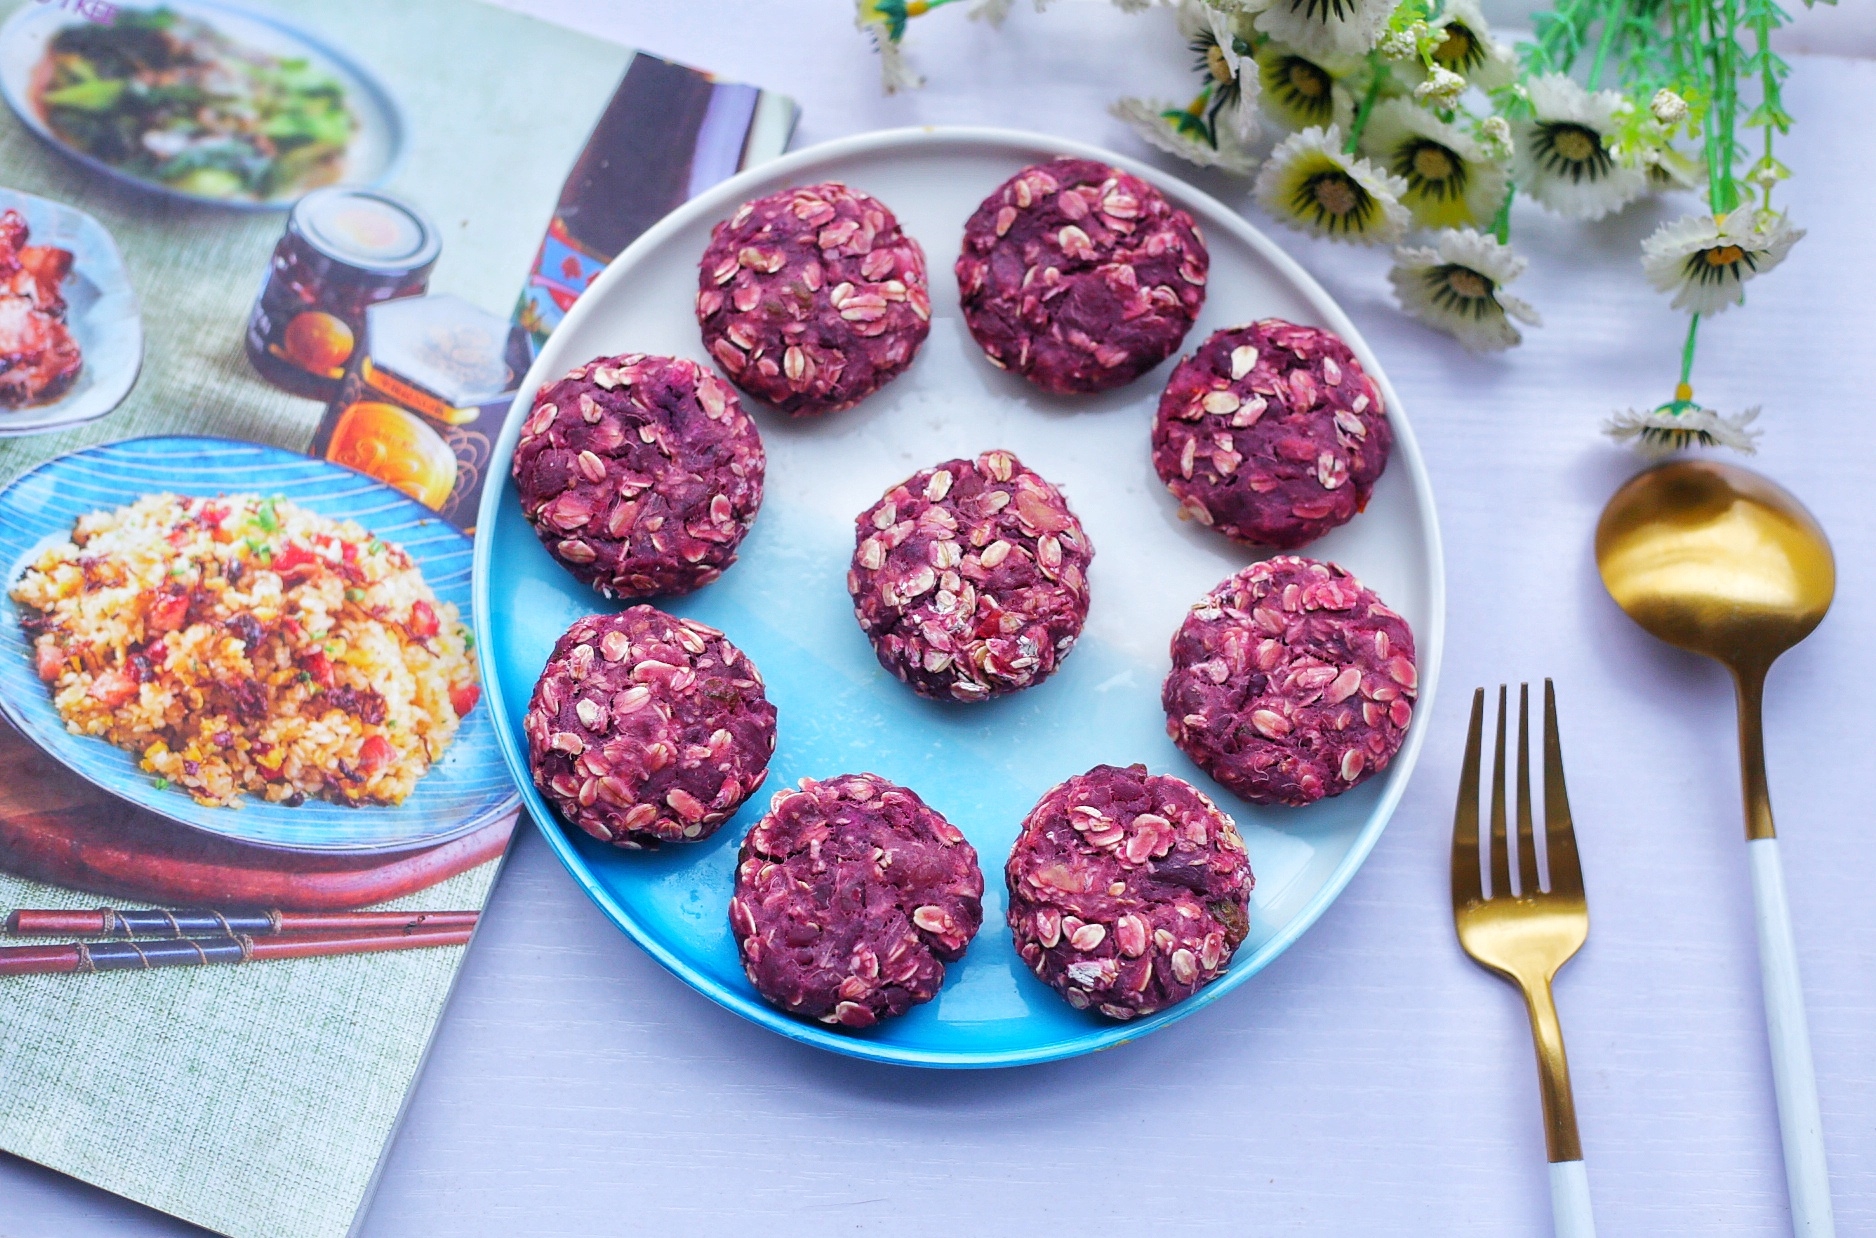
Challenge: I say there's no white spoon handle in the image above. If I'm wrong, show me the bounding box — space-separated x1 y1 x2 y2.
1749 837 1835 1236
1547 1160 1595 1238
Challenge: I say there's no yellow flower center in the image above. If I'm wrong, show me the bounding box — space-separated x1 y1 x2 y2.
1287 61 1329 100
1412 145 1456 181
1206 44 1232 84
1445 268 1490 299
1435 26 1475 68
1552 128 1596 162
1703 244 1746 267
1313 176 1360 217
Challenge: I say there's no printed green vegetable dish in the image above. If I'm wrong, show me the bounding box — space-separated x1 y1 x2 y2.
33 8 356 202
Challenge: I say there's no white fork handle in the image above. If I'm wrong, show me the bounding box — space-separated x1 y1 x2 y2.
1548 1160 1595 1238
1750 837 1836 1236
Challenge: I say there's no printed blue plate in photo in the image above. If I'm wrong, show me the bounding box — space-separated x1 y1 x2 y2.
0 0 403 211
0 436 517 853
474 129 1446 1068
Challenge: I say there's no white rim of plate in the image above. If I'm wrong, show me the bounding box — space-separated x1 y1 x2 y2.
473 124 1447 1069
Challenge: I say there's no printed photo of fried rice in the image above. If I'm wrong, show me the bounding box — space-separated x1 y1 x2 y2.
8 493 480 808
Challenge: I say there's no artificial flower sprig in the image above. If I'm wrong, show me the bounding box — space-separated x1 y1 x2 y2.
855 0 1817 451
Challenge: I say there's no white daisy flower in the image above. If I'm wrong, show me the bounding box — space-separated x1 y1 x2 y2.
1422 0 1517 90
1255 125 1410 244
1389 227 1540 351
1606 404 1761 454
1111 98 1258 174
1245 0 1394 61
855 0 925 93
1360 99 1510 230
1513 73 1647 220
1640 210 1804 316
1179 0 1261 143
1254 40 1358 134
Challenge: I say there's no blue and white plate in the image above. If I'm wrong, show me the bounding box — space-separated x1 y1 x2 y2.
475 128 1446 1068
0 0 403 211
0 187 142 438
0 436 517 853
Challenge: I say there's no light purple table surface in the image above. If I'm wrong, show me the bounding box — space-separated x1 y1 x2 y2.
4 3 1874 1235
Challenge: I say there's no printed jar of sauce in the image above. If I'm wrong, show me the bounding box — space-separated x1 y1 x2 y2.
312 294 531 534
246 187 441 400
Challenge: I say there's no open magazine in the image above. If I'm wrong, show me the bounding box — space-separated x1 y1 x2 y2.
0 2 795 1235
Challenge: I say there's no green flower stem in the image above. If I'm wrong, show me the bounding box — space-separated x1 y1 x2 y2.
1584 0 1623 88
1344 60 1389 154
1492 184 1515 245
1678 312 1701 390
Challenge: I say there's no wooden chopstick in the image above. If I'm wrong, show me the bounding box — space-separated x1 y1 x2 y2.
5 908 479 938
0 925 474 978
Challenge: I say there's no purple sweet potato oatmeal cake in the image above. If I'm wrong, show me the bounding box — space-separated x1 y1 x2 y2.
513 353 765 600
731 773 984 1029
848 450 1093 702
1006 764 1252 1021
1151 320 1391 550
955 157 1208 395
1163 556 1415 808
696 182 931 416
525 606 776 848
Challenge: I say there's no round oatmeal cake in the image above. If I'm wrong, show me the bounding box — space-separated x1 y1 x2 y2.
697 181 931 416
1163 556 1416 807
730 773 983 1029
513 353 765 600
1151 320 1392 550
1006 763 1252 1021
9 493 480 808
955 157 1208 395
848 450 1093 702
524 605 776 848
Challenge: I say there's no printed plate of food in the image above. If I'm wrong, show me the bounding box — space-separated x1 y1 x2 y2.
0 435 515 852
0 186 141 436
0 0 401 209
474 127 1445 1067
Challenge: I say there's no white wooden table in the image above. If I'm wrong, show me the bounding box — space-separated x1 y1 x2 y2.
4 4 1873 1234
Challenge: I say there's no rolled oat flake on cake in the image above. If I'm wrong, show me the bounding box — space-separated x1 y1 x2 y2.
731 773 984 1028
697 181 932 416
956 157 1208 395
513 353 765 600
524 605 776 848
1006 763 1253 1020
1163 555 1416 807
848 450 1093 702
1152 319 1392 550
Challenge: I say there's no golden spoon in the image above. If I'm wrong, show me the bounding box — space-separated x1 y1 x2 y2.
1595 459 1836 1236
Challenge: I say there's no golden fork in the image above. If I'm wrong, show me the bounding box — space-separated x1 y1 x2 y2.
1452 681 1595 1237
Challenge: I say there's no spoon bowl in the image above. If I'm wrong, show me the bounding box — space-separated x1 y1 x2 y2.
1595 460 1835 671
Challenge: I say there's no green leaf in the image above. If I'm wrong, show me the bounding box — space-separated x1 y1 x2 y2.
42 78 126 111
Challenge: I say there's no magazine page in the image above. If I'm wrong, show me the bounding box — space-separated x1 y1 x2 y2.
0 2 794 1236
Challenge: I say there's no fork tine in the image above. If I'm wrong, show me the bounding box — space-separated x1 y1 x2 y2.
1543 678 1584 899
1489 685 1510 901
1515 683 1540 897
1450 687 1485 907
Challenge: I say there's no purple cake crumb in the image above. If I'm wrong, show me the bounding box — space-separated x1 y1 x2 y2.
525 606 776 848
730 773 984 1029
514 353 765 600
696 182 931 416
1152 320 1391 550
848 450 1093 702
1006 764 1252 1021
1163 556 1416 808
955 158 1208 395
